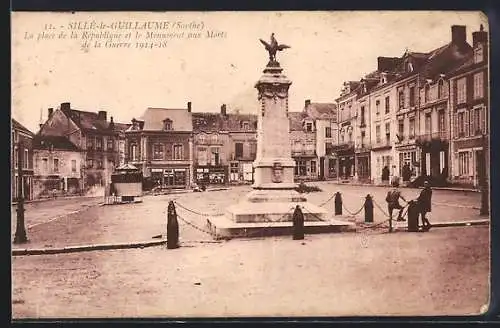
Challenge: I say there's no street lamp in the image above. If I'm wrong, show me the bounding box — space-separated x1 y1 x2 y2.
14 140 28 244
480 133 489 216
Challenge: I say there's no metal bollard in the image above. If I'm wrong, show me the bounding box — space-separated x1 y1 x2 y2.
292 205 305 240
167 201 180 249
364 194 374 223
334 192 343 215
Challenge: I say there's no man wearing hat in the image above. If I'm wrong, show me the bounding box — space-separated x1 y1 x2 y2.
417 181 433 231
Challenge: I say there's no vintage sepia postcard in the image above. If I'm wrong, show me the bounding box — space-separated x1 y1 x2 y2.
11 11 491 319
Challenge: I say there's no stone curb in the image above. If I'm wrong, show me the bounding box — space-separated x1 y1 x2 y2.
12 239 168 256
324 181 480 193
12 196 103 206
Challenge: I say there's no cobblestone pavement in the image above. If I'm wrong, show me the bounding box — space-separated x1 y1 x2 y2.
12 225 489 318
10 183 487 249
11 197 103 242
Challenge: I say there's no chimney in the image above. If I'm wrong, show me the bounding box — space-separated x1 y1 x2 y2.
97 110 107 121
109 116 115 130
60 102 71 112
305 99 311 107
48 108 54 118
187 101 192 112
451 25 466 45
473 24 488 46
221 104 227 116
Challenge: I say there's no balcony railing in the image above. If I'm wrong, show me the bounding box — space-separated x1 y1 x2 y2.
291 149 316 157
416 131 449 143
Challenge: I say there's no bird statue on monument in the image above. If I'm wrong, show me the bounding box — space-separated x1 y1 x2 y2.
259 33 291 64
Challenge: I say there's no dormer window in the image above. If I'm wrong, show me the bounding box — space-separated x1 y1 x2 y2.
407 62 414 72
163 118 173 131
241 121 250 130
381 73 387 84
131 119 140 130
305 122 313 132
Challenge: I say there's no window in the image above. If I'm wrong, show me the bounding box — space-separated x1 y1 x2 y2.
457 77 467 104
71 160 77 172
325 127 332 138
438 80 444 98
235 142 243 158
424 84 430 103
385 122 391 145
473 107 483 135
87 137 94 150
384 96 390 113
173 144 184 160
86 159 94 169
107 138 114 151
398 89 405 109
474 43 484 64
340 134 344 143
197 147 207 165
242 122 250 130
325 142 333 155
409 118 415 138
211 134 219 143
375 100 380 115
310 161 316 174
360 106 365 126
210 148 220 166
163 119 172 131
425 113 432 134
13 131 18 143
53 158 59 173
95 137 103 150
398 119 404 139
42 158 48 172
153 144 164 160
306 122 313 132
375 125 381 144
436 111 445 134
295 160 307 176
474 72 484 99
409 86 416 107
360 131 366 147
198 134 206 144
13 147 18 169
458 112 465 137
130 144 138 161
459 152 470 175
24 149 29 169
97 160 103 169
348 132 353 142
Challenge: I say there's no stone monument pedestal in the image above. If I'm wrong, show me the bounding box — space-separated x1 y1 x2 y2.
207 48 353 239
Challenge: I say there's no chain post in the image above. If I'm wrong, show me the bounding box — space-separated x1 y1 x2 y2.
334 192 342 215
167 201 180 249
292 205 305 240
364 194 374 223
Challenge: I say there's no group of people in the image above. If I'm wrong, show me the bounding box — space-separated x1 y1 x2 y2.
385 179 433 231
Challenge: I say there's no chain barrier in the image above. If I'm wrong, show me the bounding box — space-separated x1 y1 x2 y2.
173 201 225 217
176 213 218 238
342 202 365 216
319 194 336 207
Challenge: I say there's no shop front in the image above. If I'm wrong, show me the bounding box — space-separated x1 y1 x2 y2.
150 166 190 189
396 144 420 183
196 165 228 185
333 143 355 181
355 151 370 183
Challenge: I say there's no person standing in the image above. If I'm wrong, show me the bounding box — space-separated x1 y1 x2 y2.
385 180 407 222
417 181 433 231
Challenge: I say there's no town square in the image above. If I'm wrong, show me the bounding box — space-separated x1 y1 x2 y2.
11 12 490 318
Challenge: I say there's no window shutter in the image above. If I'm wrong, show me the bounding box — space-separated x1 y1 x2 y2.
465 110 470 137
481 107 486 134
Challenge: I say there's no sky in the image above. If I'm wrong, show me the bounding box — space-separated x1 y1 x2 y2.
11 11 487 133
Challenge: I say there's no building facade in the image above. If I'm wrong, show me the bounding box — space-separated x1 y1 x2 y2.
38 103 129 195
11 119 35 201
289 111 317 181
125 103 194 190
32 135 82 198
303 100 337 180
448 25 489 188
